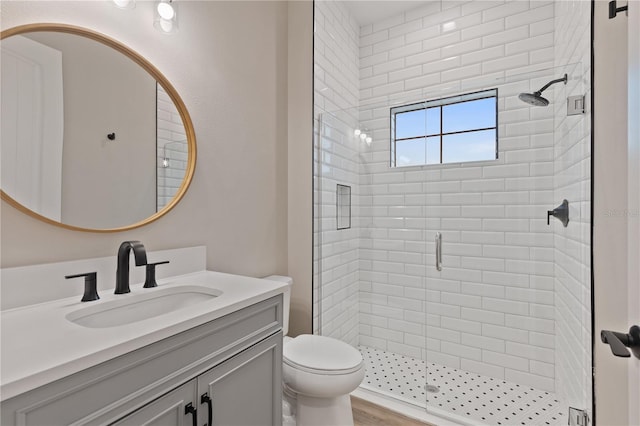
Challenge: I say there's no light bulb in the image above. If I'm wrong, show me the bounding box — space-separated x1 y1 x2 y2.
354 129 361 136
366 136 372 144
157 1 175 20
162 158 170 168
360 133 367 140
154 0 178 34
112 0 135 9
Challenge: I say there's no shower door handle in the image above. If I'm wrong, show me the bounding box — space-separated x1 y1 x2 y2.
435 232 442 271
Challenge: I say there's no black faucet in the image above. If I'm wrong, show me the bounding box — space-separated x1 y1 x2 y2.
115 241 148 294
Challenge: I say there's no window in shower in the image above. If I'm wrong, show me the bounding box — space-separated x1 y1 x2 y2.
390 88 498 167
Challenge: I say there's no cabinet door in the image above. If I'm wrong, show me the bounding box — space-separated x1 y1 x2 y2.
111 380 197 426
197 332 282 426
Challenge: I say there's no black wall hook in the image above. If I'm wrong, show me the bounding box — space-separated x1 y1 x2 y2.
609 0 628 19
107 133 116 140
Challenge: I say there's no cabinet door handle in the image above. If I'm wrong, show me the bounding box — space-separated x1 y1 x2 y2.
184 402 197 426
201 393 213 426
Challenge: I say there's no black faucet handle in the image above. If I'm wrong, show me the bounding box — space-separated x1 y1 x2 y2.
65 272 99 302
144 261 170 288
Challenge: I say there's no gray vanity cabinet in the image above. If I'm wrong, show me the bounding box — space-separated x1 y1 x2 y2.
198 331 282 426
1 295 283 426
110 380 198 426
112 332 282 426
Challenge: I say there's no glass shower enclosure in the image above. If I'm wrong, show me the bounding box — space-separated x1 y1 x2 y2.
314 62 591 425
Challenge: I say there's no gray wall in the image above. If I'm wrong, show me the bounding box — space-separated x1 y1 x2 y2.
0 1 306 321
287 1 314 336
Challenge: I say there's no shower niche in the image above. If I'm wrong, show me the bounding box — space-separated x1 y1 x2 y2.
314 1 592 424
337 184 351 230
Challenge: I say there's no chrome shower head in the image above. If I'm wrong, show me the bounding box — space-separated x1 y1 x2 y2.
518 73 568 107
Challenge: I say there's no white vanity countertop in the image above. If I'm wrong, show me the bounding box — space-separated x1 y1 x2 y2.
0 271 287 401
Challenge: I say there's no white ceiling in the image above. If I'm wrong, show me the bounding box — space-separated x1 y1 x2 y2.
342 1 431 26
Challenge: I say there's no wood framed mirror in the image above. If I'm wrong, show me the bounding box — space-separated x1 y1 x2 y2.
1 23 196 232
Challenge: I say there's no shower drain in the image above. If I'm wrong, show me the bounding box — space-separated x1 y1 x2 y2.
425 384 440 393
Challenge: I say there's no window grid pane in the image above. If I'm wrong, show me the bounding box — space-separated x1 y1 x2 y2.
442 97 496 134
442 129 497 164
390 89 497 167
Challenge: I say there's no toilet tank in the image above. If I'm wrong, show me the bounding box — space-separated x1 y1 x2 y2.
263 275 292 336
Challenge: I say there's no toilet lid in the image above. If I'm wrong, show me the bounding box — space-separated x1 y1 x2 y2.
283 335 363 374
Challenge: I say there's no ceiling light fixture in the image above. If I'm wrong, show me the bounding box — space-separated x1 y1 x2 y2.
112 0 135 9
154 0 178 34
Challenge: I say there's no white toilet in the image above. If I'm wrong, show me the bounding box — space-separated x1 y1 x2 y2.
264 276 365 426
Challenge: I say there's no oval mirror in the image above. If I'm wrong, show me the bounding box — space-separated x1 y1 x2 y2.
0 24 196 232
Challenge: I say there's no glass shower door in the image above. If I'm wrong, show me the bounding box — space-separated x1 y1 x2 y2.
315 108 361 346
316 100 433 409
423 64 591 425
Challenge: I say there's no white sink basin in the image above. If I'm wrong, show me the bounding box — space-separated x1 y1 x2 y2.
66 285 223 328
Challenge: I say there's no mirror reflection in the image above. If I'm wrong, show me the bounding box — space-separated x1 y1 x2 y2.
1 30 189 230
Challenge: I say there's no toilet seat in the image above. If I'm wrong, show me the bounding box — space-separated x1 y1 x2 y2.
284 358 363 375
283 335 363 375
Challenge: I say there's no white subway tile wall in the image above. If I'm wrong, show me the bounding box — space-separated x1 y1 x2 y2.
313 0 591 410
553 0 592 416
313 1 361 345
157 85 187 211
357 0 563 392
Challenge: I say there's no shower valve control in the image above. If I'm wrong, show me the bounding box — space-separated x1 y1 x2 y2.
547 200 569 227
